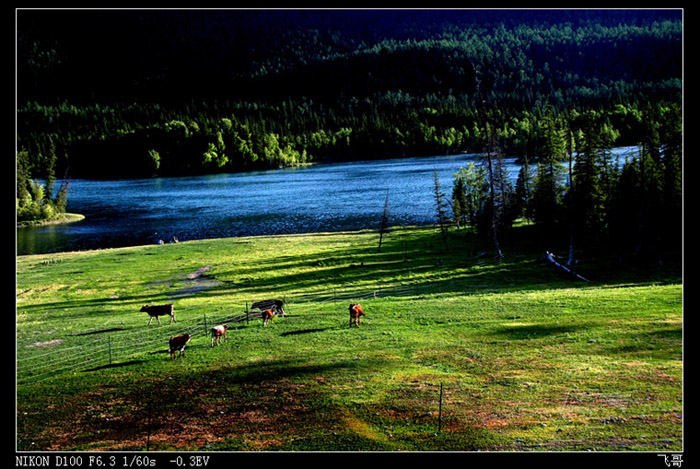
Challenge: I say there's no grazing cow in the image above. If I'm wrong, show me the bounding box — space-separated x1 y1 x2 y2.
261 309 275 326
252 299 286 317
349 303 365 327
211 324 228 347
141 304 176 326
169 333 191 360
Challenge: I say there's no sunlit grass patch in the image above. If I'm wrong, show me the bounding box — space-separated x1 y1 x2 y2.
16 225 682 451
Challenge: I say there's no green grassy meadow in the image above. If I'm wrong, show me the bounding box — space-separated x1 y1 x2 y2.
16 225 682 452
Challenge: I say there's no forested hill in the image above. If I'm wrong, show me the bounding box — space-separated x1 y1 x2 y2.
17 9 682 179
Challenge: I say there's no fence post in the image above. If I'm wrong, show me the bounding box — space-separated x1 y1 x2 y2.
204 314 208 336
146 396 152 452
438 382 443 433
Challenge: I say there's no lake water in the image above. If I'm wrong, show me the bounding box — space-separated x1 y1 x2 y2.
16 147 640 255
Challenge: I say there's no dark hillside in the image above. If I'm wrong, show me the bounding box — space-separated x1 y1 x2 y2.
18 9 681 104
17 9 682 178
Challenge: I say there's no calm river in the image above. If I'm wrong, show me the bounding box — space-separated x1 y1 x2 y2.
17 147 639 255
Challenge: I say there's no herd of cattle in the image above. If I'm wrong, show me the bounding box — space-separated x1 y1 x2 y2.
140 300 365 360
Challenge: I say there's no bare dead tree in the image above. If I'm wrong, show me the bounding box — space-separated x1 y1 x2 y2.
482 123 504 259
377 189 390 253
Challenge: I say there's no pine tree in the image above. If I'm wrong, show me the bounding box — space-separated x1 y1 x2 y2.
43 136 57 200
660 104 682 250
17 149 31 205
433 170 450 252
451 176 467 229
532 110 566 243
571 112 606 250
633 104 665 259
513 156 534 221
608 158 641 258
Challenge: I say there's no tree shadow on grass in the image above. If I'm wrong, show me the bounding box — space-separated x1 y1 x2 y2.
83 360 145 372
71 327 126 336
279 327 334 337
491 324 587 340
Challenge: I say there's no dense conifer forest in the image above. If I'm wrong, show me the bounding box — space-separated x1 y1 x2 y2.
17 10 681 176
16 9 682 262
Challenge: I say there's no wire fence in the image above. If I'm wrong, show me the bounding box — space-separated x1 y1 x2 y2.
16 283 417 387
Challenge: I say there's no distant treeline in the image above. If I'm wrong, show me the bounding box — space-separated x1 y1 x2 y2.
17 10 681 180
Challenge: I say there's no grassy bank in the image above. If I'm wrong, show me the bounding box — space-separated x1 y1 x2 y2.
16 225 682 451
17 212 85 228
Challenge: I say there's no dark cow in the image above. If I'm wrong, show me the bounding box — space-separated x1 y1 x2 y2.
252 299 286 317
349 303 365 327
141 304 176 326
211 324 228 347
169 333 191 360
261 309 275 327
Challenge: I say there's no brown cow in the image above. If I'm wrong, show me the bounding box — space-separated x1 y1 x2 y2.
349 303 364 327
261 309 275 326
141 304 176 326
252 299 286 317
211 324 228 347
169 333 191 360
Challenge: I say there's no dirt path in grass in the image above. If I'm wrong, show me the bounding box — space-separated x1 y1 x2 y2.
168 265 222 299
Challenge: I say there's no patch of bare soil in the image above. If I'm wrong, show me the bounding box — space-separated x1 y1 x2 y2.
187 265 212 279
27 375 323 451
168 265 222 299
30 339 63 347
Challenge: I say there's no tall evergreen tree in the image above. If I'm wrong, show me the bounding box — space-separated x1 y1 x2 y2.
480 122 507 258
659 103 682 250
433 170 450 252
43 136 57 200
532 110 566 244
451 176 467 229
571 112 606 250
17 149 31 205
634 104 666 259
513 156 534 222
608 157 641 259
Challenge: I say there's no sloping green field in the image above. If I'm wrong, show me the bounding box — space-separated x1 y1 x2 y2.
16 226 682 451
